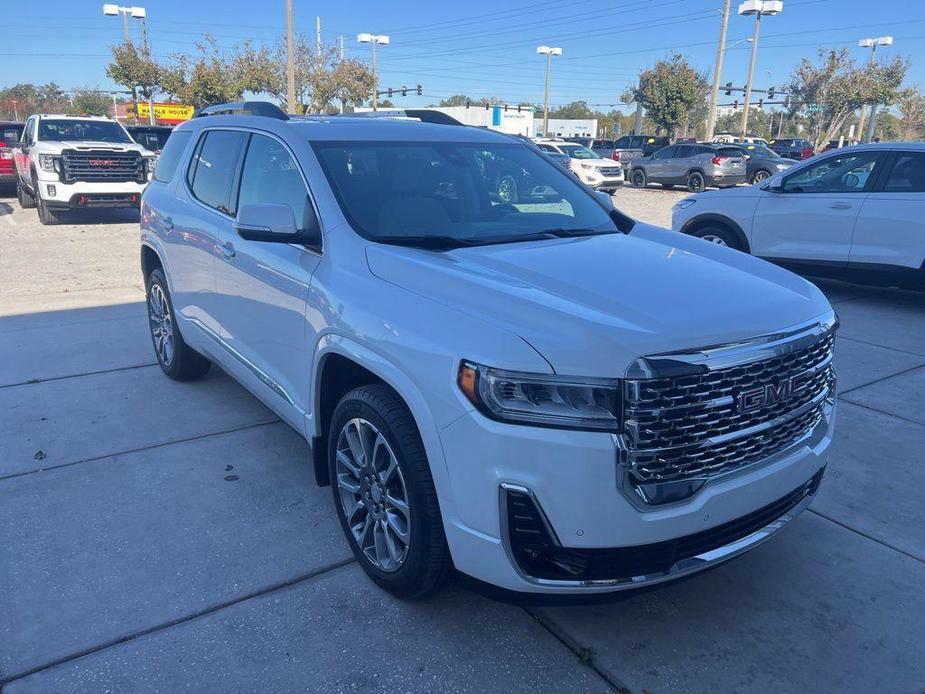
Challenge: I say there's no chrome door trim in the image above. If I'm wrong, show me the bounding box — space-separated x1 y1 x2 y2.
188 317 298 408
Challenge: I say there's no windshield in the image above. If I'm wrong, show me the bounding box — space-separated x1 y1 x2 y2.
38 119 132 143
129 128 172 151
559 144 602 160
312 141 620 247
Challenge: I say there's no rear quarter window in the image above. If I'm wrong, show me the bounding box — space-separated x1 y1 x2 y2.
152 130 192 183
718 147 743 158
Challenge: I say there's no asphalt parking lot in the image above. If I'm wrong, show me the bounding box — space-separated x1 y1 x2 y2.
1 188 924 694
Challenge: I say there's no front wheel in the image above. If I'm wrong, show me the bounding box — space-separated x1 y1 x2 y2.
691 225 743 251
36 197 62 225
631 169 647 188
686 171 706 193
329 384 451 598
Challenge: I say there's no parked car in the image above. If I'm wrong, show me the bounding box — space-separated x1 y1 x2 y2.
12 114 154 224
611 134 670 171
0 121 24 188
769 138 815 160
820 139 858 153
671 142 925 289
141 101 835 598
125 124 174 155
630 143 747 192
727 143 798 184
535 139 624 191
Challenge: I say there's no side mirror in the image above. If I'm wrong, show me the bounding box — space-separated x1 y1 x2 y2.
595 190 614 209
765 180 784 193
234 202 319 245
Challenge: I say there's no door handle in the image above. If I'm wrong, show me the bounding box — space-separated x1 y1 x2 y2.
829 202 852 209
218 241 236 260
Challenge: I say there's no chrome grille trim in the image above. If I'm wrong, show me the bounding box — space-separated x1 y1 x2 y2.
60 149 144 183
618 312 837 506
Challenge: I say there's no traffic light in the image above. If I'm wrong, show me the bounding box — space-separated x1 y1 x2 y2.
725 81 733 96
758 98 764 108
416 84 423 95
733 99 739 109
400 86 408 97
768 86 776 100
387 87 393 98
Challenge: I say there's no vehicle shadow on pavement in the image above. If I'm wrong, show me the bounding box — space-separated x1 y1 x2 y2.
56 207 141 226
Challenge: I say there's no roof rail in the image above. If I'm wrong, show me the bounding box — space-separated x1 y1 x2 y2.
193 101 289 120
335 109 464 126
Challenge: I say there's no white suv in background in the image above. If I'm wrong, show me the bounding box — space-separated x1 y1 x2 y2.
13 114 154 225
672 142 925 290
534 138 624 191
141 103 836 599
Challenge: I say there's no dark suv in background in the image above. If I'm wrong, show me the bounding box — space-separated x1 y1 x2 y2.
611 134 670 171
770 138 815 160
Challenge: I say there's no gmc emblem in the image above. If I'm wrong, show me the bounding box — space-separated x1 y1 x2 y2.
738 378 798 413
88 159 115 167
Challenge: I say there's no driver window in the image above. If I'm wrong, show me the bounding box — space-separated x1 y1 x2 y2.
651 146 674 160
782 151 881 193
237 133 313 232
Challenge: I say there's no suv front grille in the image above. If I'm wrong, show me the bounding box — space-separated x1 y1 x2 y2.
60 149 143 183
598 166 622 176
624 331 835 504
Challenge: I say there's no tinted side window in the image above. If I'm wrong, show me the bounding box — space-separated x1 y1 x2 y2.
614 137 630 148
594 140 613 149
237 134 313 232
883 153 925 193
783 151 882 194
153 130 192 183
674 145 694 159
187 130 247 214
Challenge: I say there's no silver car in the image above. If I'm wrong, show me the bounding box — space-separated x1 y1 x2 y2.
630 143 747 192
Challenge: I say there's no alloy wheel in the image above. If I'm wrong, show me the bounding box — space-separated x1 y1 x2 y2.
497 175 517 203
752 170 769 184
148 283 175 367
688 174 704 193
700 234 728 246
335 417 411 572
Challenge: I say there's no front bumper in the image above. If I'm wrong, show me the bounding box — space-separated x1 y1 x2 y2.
580 171 625 190
34 177 148 208
439 402 833 595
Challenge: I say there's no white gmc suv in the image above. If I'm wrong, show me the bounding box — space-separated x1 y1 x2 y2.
14 114 154 225
140 102 836 599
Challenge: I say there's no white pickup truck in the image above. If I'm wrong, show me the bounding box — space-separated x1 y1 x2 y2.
13 114 155 225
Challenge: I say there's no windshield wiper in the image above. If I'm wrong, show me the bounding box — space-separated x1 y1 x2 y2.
372 235 482 250
537 227 614 238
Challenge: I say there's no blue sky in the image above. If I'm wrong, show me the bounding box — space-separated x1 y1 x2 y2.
3 0 923 112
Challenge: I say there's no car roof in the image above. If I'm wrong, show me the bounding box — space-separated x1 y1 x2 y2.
176 113 517 145
34 114 118 121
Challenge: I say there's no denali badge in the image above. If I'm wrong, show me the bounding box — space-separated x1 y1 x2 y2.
738 378 795 413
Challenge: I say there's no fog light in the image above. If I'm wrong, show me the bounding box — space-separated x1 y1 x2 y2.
47 185 56 197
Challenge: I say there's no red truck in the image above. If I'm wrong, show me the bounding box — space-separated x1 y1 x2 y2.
0 121 24 187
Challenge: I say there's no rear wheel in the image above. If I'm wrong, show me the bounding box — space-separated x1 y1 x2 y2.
329 384 452 599
631 169 647 188
686 171 706 193
17 179 35 209
691 225 743 251
750 169 772 185
36 196 62 225
145 269 211 381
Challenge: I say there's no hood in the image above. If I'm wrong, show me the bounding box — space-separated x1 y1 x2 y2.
36 140 147 153
366 223 832 376
578 158 622 169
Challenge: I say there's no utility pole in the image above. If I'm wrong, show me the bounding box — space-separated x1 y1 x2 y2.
337 35 344 60
357 34 390 111
705 0 731 141
122 12 129 41
286 0 296 114
139 16 155 125
857 37 893 142
738 1 782 137
316 16 321 58
536 46 561 136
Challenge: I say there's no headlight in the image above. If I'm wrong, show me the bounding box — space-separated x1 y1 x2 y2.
776 163 790 170
673 198 697 210
143 156 156 176
38 154 58 172
458 361 622 431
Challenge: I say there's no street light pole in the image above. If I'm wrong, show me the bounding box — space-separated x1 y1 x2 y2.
705 0 731 142
358 34 390 111
857 36 893 142
103 5 151 123
286 0 296 113
536 46 562 136
737 0 782 137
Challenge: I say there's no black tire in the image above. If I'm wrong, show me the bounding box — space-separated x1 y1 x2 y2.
145 268 211 381
686 171 706 193
631 169 647 188
17 179 35 208
750 169 772 185
691 224 743 251
328 384 452 599
36 196 63 225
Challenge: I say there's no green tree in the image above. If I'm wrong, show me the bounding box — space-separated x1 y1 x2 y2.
896 87 925 140
107 40 162 102
625 54 708 138
549 100 594 119
71 89 113 116
788 48 908 149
